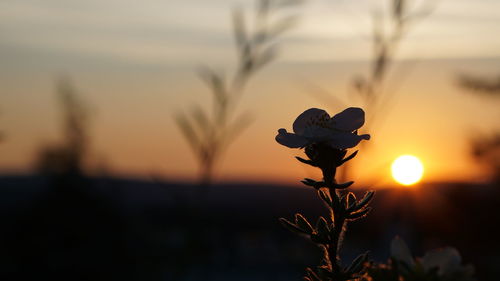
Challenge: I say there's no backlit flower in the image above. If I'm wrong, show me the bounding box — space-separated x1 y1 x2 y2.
275 107 370 150
390 237 474 279
390 236 415 267
421 247 462 276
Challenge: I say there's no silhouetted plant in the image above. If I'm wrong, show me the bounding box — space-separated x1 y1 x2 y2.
276 107 373 280
276 108 476 280
310 0 437 181
350 0 436 128
175 0 304 185
35 77 90 176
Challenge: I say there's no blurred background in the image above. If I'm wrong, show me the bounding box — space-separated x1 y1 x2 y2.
0 0 499 280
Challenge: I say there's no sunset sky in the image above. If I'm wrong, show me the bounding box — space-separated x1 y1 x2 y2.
1 0 499 186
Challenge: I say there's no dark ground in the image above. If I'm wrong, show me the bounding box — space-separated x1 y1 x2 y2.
0 174 499 281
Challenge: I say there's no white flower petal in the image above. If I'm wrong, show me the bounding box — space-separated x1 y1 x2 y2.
390 237 415 267
330 107 365 132
275 129 309 148
327 132 370 150
421 247 461 276
277 107 370 150
293 108 330 135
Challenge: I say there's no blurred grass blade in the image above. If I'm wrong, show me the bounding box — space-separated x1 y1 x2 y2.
175 113 201 153
224 111 254 144
198 67 227 104
232 8 248 51
190 105 211 137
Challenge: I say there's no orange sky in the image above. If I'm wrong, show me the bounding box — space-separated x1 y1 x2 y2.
1 0 499 186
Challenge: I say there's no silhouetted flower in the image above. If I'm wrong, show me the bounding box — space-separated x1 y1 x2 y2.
278 106 374 280
275 107 370 150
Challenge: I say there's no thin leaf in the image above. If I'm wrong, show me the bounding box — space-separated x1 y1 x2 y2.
318 189 332 207
295 156 316 167
372 12 384 52
224 111 254 145
257 0 271 19
341 150 358 164
174 113 201 153
190 105 211 137
346 251 370 274
316 217 330 241
295 213 314 234
305 268 321 281
279 217 309 235
334 181 354 189
347 207 372 220
351 191 375 212
198 67 227 105
346 192 357 209
254 45 278 71
301 178 325 189
393 0 404 21
316 266 334 280
373 46 387 81
232 8 247 50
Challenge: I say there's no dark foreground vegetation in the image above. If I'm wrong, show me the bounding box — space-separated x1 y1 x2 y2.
0 175 498 281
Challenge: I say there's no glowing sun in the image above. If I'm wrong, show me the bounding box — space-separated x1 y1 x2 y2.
391 155 424 186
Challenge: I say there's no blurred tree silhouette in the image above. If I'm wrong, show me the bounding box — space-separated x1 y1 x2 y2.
458 73 500 183
176 0 304 185
459 74 500 95
6 79 131 281
470 133 500 183
35 77 90 177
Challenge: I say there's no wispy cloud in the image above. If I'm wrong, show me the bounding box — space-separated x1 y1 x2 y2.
0 0 499 68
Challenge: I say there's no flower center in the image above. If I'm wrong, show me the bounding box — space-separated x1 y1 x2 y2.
306 113 331 129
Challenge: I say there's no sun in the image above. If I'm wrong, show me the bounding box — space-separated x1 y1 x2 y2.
391 155 424 186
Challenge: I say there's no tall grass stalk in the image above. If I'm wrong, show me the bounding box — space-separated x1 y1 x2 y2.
175 0 304 186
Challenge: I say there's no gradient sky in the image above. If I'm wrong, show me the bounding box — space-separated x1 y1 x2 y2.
1 0 499 186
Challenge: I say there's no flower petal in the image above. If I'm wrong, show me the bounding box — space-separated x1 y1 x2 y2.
293 108 330 135
327 132 370 150
275 129 309 148
390 237 415 267
302 126 332 139
421 247 461 276
330 107 365 132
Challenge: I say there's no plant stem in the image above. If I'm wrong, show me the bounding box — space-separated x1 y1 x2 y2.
325 169 347 278
329 190 346 275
